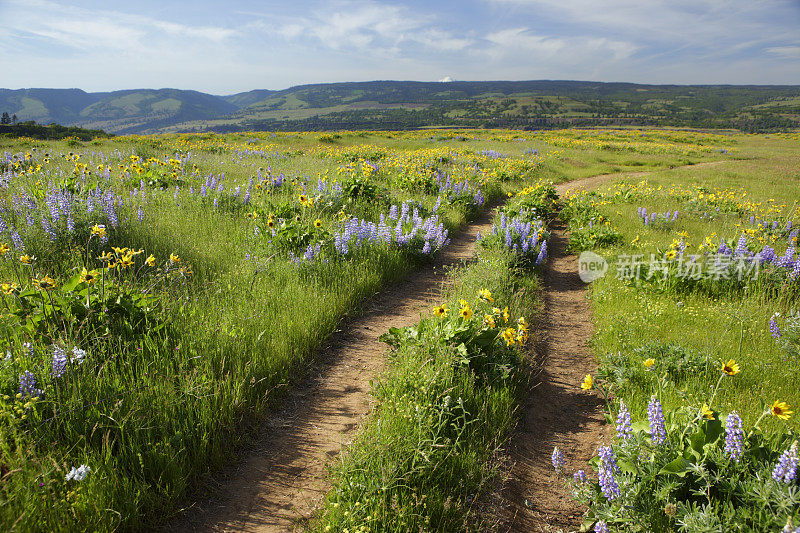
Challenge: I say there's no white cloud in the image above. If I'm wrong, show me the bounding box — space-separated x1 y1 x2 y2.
439 76 455 82
766 46 800 59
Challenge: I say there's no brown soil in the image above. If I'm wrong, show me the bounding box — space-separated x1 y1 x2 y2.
169 206 500 533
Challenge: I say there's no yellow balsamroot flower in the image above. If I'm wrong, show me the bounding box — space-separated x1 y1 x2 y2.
146 254 156 267
771 401 793 420
477 289 494 302
644 358 656 369
484 314 496 328
0 243 9 255
433 304 448 317
580 374 594 390
79 268 99 285
298 194 309 205
314 219 323 228
119 254 134 268
91 224 106 238
170 253 180 264
721 359 740 376
459 298 468 307
631 235 640 245
33 276 57 291
267 219 275 228
502 306 510 323
2 282 19 295
700 403 714 420
180 266 193 277
459 305 473 320
501 327 516 346
517 317 528 330
492 307 501 315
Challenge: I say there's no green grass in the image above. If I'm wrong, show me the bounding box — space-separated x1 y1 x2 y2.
0 128 755 531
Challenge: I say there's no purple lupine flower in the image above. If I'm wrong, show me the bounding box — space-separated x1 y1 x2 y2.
52 346 68 377
770 316 782 338
648 396 667 445
573 470 587 483
19 371 42 398
552 446 566 473
41 218 57 241
724 411 744 462
616 401 633 441
597 445 620 500
594 521 609 533
734 234 748 256
535 241 548 265
773 442 798 484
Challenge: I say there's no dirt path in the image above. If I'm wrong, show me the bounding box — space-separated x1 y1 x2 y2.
171 160 727 533
496 161 727 532
170 206 500 533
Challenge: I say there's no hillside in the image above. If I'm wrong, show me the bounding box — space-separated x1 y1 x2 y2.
2 81 799 134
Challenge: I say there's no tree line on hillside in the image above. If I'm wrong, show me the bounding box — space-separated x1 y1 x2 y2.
0 115 112 141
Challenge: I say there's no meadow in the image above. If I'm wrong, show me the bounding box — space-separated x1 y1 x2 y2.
0 127 795 531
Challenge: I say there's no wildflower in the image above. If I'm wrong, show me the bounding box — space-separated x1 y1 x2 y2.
459 304 473 320
20 254 32 265
770 316 782 339
721 359 740 376
52 346 68 378
33 276 57 291
65 464 91 482
170 253 180 264
119 253 134 268
433 304 448 317
724 411 744 462
91 224 106 238
502 306 510 323
314 219 323 228
180 266 193 277
477 288 494 302
573 470 587 483
616 401 633 441
483 314 496 328
597 445 621 500
648 396 667 445
551 446 566 473
146 254 156 267
771 400 793 420
19 371 42 398
700 403 714 420
299 194 309 204
80 268 99 285
0 243 9 255
71 347 86 365
594 521 609 533
643 358 655 369
501 327 516 346
2 282 19 295
580 374 594 390
772 442 798 484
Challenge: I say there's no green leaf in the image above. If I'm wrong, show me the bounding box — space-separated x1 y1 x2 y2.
659 456 693 477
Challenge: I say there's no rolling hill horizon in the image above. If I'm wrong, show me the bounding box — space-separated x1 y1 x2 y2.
2 80 799 134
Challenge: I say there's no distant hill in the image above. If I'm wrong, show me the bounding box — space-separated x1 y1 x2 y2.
2 81 799 134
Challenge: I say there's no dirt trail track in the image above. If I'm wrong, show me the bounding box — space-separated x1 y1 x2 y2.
497 160 726 532
172 161 725 533
172 205 501 532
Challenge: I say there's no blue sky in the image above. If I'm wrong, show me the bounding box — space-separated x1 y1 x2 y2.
1 0 798 93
